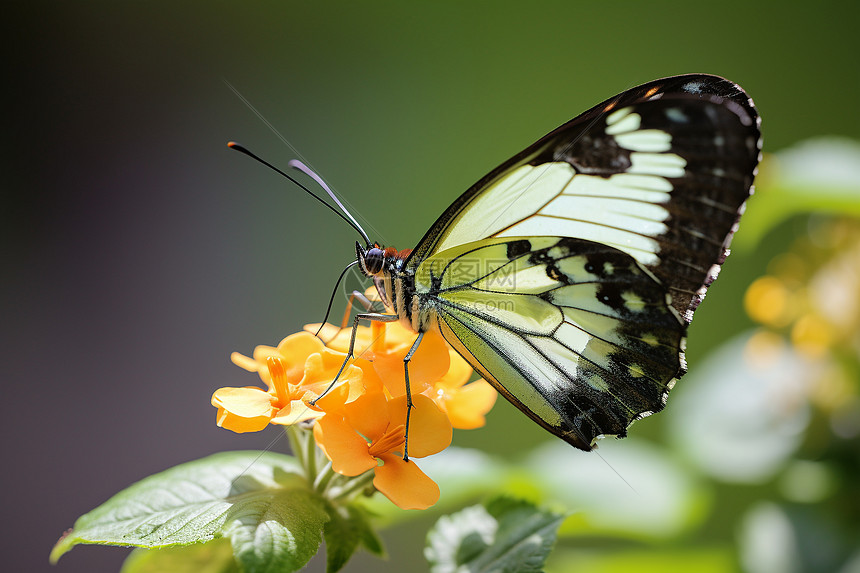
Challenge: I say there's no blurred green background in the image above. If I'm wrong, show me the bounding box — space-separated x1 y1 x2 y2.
4 2 859 572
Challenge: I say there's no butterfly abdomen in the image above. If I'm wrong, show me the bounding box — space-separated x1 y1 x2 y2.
390 265 439 334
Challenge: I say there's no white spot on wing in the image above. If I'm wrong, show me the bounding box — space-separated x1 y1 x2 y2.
496 171 672 266
564 172 673 203
615 129 672 152
542 195 669 235
499 216 660 266
629 152 686 178
606 106 634 125
605 110 641 135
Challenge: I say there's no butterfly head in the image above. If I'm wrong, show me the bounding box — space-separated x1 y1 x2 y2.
356 242 385 276
356 242 414 277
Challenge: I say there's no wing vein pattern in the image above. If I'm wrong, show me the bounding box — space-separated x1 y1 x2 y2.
399 74 760 450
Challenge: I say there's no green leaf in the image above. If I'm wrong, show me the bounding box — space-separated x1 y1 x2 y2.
121 539 240 573
425 497 565 573
323 504 385 573
352 505 385 558
225 486 328 572
51 451 330 573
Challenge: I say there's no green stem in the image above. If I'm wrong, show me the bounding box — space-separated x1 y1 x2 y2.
331 470 376 503
314 461 337 494
304 425 318 479
286 426 307 477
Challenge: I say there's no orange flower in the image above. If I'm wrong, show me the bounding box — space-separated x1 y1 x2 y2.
212 332 364 432
216 319 498 511
308 321 451 397
314 387 452 510
428 349 498 429
306 320 497 430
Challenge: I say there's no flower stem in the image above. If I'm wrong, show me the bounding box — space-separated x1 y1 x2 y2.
314 460 336 494
304 426 318 479
286 426 308 478
331 470 376 503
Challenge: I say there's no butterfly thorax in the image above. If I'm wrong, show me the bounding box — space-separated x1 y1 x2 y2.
355 242 433 333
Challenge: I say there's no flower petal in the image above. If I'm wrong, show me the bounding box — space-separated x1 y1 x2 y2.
388 394 452 458
230 352 261 373
373 331 450 397
371 321 416 353
312 422 328 457
434 349 474 390
374 453 440 510
249 345 281 386
276 332 325 383
316 415 377 476
302 354 365 414
439 380 498 429
343 387 390 441
211 387 275 433
353 357 384 394
319 349 366 403
305 323 375 357
270 400 324 425
306 322 342 343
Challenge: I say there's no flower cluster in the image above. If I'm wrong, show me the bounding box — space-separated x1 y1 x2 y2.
743 217 860 420
212 320 497 509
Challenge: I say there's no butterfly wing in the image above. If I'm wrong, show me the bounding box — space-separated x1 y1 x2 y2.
414 236 687 450
401 74 760 448
406 74 761 322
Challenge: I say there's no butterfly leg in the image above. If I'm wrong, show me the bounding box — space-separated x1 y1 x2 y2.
339 290 377 329
401 331 425 462
310 312 398 406
315 290 380 342
314 290 379 344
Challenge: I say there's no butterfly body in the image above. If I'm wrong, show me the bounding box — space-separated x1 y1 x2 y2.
355 74 761 451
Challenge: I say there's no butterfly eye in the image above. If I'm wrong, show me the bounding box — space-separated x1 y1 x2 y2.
363 247 385 275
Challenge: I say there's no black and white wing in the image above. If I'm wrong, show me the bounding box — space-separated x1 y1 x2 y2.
404 74 760 449
407 74 762 322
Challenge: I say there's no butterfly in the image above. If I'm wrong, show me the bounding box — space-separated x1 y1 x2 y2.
234 73 761 453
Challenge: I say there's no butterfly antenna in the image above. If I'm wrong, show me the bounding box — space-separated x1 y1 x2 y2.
313 260 360 338
227 142 370 243
288 159 371 245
